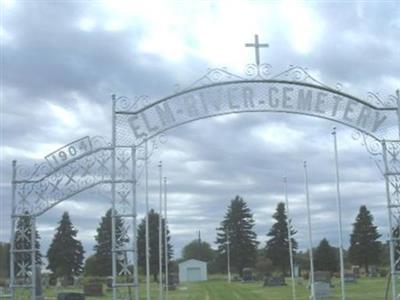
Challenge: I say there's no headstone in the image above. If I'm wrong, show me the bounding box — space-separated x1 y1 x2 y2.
83 282 103 296
294 264 300 278
57 292 85 300
165 273 178 291
344 273 357 283
368 265 378 277
242 268 253 282
314 271 331 284
56 278 62 289
42 274 50 290
106 277 113 289
73 277 81 288
263 276 285 287
351 265 360 278
35 266 44 300
314 282 330 299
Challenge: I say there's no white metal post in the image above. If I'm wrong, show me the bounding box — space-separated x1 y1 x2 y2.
332 128 346 300
382 140 398 300
10 160 17 300
145 139 151 300
131 146 139 300
30 216 36 300
283 176 297 300
227 232 231 283
158 162 163 300
303 161 315 300
111 95 117 300
163 177 169 300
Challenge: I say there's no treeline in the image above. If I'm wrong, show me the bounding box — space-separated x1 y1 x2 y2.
180 196 389 277
0 209 173 281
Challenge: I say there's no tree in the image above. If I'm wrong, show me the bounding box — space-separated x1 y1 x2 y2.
14 213 42 276
182 238 215 263
47 212 85 277
137 209 173 281
83 254 98 276
215 196 259 276
265 202 297 276
0 242 10 278
314 238 338 273
93 209 129 276
348 205 382 273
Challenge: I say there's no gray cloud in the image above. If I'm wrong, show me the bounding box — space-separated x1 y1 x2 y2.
1 1 399 260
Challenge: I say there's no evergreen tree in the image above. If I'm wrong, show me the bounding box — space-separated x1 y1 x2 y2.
314 238 338 273
182 238 215 263
265 202 297 276
348 205 382 273
93 209 129 276
14 213 42 276
47 212 85 277
215 196 259 276
137 209 173 281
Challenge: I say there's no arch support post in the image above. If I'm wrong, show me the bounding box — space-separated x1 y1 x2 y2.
382 140 400 300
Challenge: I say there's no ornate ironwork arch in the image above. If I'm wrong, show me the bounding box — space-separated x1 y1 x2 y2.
114 67 399 147
9 61 400 300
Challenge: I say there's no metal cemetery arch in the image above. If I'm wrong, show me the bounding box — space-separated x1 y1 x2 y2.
10 63 400 299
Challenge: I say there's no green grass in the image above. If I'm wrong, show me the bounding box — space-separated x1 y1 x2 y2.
43 276 390 300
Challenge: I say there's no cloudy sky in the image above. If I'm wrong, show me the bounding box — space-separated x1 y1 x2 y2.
1 0 400 260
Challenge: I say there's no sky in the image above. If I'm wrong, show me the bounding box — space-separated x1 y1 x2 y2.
1 0 400 261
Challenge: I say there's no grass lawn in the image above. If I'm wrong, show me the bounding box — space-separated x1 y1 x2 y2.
44 276 389 300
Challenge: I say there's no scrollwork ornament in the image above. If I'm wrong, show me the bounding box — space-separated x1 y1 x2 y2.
352 130 382 156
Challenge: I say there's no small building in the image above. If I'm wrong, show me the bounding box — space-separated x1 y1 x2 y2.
178 259 208 282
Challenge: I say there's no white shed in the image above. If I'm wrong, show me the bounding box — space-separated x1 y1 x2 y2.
178 259 208 282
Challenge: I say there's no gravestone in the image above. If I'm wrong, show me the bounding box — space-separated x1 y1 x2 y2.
35 266 44 300
83 282 103 296
263 276 285 287
166 273 178 291
73 277 81 288
344 273 357 283
351 265 360 278
57 292 85 300
56 278 62 289
294 264 300 278
106 277 113 289
314 282 330 299
42 274 50 290
242 268 253 282
314 271 331 285
368 265 378 277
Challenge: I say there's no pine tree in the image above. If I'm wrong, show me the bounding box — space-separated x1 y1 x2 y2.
14 213 42 276
93 209 129 276
215 196 259 276
265 202 297 276
314 238 338 273
137 209 173 281
47 212 85 277
348 205 382 273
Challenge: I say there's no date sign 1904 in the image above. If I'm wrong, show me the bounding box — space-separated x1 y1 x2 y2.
45 136 92 169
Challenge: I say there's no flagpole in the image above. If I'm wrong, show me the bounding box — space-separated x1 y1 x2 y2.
332 127 346 300
163 176 169 300
145 139 150 300
227 232 231 283
303 161 315 300
284 176 297 300
158 161 163 300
